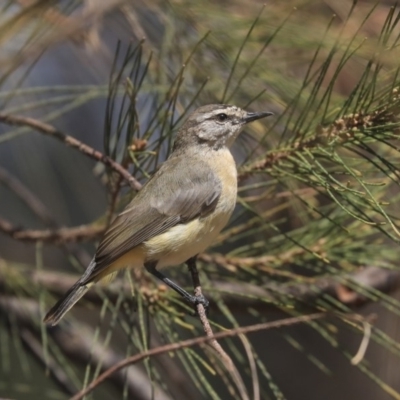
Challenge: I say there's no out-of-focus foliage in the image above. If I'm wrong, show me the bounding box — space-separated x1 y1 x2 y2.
2 1 400 400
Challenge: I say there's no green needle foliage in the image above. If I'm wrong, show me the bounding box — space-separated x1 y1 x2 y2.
2 1 400 400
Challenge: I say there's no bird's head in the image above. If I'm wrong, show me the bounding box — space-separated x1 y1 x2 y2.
173 104 272 151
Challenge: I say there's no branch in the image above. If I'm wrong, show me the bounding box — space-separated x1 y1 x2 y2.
0 217 104 243
69 312 325 400
198 299 249 399
0 113 142 191
187 259 248 400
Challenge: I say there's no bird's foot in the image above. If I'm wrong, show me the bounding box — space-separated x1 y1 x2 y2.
185 293 209 316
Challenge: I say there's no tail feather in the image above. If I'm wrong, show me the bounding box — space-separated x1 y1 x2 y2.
43 282 90 326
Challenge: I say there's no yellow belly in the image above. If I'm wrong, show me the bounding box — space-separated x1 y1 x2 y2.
144 210 231 267
107 202 234 273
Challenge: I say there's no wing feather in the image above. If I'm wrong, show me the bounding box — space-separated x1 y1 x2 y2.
82 155 221 283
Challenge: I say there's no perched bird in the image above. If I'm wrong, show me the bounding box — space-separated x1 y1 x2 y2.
44 104 272 325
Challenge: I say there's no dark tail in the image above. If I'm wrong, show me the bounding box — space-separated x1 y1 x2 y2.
43 282 90 326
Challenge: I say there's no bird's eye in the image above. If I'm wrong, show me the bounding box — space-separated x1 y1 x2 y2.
216 113 228 122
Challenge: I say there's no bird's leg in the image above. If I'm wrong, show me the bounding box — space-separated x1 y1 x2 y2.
186 256 209 311
144 261 206 308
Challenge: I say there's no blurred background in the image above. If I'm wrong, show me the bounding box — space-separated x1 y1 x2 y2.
1 1 400 399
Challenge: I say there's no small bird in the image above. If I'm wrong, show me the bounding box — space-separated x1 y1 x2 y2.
44 104 272 325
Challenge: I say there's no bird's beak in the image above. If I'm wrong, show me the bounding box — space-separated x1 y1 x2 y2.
243 111 273 124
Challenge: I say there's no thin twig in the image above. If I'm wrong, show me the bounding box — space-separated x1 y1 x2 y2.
0 113 142 191
187 257 249 400
69 312 325 400
197 297 249 400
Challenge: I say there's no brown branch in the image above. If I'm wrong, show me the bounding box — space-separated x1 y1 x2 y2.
0 217 105 243
187 258 248 400
190 259 248 398
69 312 325 400
198 298 249 399
0 113 142 191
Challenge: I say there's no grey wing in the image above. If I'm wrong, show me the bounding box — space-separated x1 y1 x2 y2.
81 157 221 283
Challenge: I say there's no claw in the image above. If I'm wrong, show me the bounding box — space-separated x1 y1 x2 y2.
194 294 209 309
